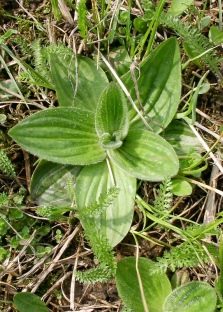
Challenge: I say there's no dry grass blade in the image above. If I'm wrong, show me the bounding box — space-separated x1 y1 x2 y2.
58 0 74 25
27 225 80 293
203 154 221 224
70 246 80 311
15 0 46 31
0 231 36 280
190 124 223 174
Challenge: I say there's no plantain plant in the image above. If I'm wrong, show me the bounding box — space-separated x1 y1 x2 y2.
9 38 181 247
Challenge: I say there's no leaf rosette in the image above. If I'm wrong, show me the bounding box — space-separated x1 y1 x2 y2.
9 38 181 246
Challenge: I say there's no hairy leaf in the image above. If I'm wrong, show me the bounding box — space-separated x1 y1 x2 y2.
163 281 217 312
49 53 108 110
31 160 80 206
116 257 172 312
162 120 204 155
95 83 129 150
76 161 136 247
13 293 49 312
108 129 179 181
9 108 106 165
168 0 194 16
123 37 181 132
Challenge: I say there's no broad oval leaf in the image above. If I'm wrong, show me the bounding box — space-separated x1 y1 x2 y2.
9 108 106 165
123 38 181 133
116 257 172 312
108 129 179 181
13 292 49 312
49 53 108 111
171 178 193 196
168 0 194 16
76 161 136 247
108 46 132 76
162 120 204 155
209 26 223 44
163 281 217 312
31 160 80 206
95 83 129 149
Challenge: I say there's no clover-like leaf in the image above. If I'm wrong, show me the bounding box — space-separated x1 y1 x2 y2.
76 160 136 247
95 83 129 150
9 108 106 165
108 129 179 181
123 37 181 132
49 53 108 111
116 257 172 312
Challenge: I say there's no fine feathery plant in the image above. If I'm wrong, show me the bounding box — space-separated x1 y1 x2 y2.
159 12 222 78
0 185 54 261
134 193 221 273
152 178 173 219
18 41 62 89
0 149 16 177
155 241 211 272
140 1 222 78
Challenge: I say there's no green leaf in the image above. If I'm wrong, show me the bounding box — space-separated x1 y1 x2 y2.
209 26 223 44
19 63 54 89
215 236 223 299
199 16 211 30
0 79 19 100
49 53 108 111
162 120 204 155
0 114 6 124
51 0 62 21
163 281 217 312
198 81 210 94
0 29 17 44
179 151 206 175
116 257 172 312
134 17 148 33
108 47 132 76
13 293 49 312
108 129 179 181
171 178 192 196
168 0 194 16
183 43 198 66
123 38 181 132
76 161 136 247
9 108 106 165
95 83 129 150
31 160 80 206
